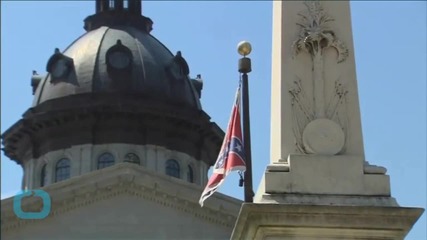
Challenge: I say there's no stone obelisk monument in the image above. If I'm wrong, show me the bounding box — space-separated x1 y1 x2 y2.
231 1 424 239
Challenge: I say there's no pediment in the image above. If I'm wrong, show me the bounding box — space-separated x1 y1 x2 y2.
1 163 242 237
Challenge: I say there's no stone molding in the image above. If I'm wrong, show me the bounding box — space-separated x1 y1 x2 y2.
231 203 424 240
2 93 224 166
257 193 398 207
257 155 392 197
1 163 242 232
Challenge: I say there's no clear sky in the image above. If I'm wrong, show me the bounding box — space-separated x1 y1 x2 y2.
1 1 426 239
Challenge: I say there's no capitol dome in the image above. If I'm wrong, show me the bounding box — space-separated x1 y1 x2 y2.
2 0 223 189
32 9 202 110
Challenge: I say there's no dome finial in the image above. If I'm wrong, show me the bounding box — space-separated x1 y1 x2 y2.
86 1 149 32
95 0 141 15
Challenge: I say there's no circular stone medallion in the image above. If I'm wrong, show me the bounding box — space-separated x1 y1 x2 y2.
302 118 345 155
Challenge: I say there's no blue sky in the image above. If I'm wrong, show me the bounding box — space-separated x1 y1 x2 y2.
1 1 425 239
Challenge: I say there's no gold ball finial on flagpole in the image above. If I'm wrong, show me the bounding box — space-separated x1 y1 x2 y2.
237 41 252 73
237 41 252 57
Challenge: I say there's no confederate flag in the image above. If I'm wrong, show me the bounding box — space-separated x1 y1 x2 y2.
199 85 246 207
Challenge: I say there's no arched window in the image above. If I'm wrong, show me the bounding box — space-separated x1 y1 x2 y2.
187 165 194 183
55 158 70 183
165 159 180 178
124 153 140 164
40 164 48 187
97 152 115 169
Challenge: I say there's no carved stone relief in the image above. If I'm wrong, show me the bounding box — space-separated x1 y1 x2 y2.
289 1 349 155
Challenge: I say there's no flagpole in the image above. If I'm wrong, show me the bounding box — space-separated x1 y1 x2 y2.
237 41 254 203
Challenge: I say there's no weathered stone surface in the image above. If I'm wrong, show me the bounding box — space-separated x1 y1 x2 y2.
1 163 242 239
270 0 365 160
256 155 392 198
255 0 394 204
241 1 425 239
231 204 424 240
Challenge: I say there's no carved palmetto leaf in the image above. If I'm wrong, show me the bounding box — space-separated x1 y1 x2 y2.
292 38 308 57
289 1 350 154
329 39 349 63
291 0 348 63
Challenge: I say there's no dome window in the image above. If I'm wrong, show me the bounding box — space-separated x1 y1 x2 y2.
46 48 73 83
106 40 133 72
97 152 115 169
55 158 71 183
165 159 180 179
109 0 114 9
124 153 140 164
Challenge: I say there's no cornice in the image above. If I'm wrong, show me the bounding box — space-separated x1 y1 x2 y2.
231 203 424 240
2 94 224 165
1 163 242 232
